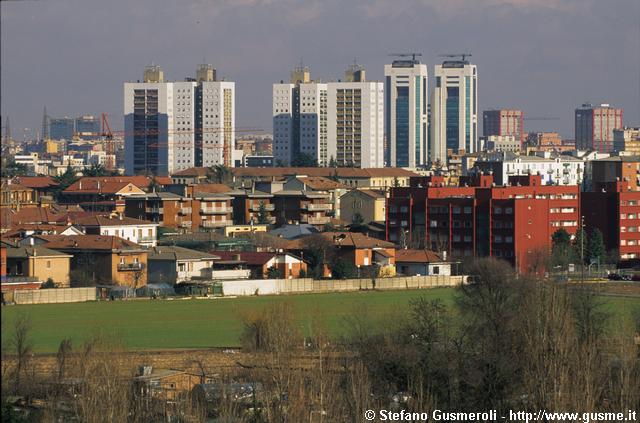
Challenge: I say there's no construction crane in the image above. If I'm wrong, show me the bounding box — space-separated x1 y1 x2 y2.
389 52 423 62
101 113 115 171
438 53 472 62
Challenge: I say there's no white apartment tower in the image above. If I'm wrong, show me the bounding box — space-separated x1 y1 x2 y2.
327 80 384 168
273 64 384 168
431 58 478 164
125 65 235 176
384 57 428 168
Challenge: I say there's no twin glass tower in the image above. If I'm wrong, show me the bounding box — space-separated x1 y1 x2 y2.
384 56 477 167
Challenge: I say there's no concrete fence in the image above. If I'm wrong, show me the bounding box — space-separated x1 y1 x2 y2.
221 275 465 297
12 287 98 305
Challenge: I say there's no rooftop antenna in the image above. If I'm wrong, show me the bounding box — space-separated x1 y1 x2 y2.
438 53 472 62
389 52 423 62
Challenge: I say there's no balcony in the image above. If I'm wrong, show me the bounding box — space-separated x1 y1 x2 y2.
249 203 275 212
137 236 156 242
146 207 163 214
201 220 229 228
200 206 232 214
179 221 192 228
305 216 331 225
301 203 332 211
117 262 145 271
178 207 192 215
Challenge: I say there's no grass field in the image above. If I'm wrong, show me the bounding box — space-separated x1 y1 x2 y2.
1 288 638 354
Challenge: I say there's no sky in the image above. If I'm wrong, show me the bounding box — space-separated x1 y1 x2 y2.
1 0 639 141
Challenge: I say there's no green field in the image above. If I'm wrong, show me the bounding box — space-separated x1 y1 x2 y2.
1 289 638 354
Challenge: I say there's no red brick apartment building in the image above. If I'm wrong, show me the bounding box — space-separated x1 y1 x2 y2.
386 173 580 272
582 180 640 262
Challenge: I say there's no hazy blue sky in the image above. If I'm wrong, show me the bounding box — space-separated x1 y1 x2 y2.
1 0 638 140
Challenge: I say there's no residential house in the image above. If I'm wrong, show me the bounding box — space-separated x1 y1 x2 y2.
124 191 183 225
10 176 60 200
230 188 276 225
1 181 38 209
212 251 308 279
340 189 386 225
75 215 158 247
394 249 452 276
27 235 148 287
134 366 202 401
269 224 320 240
147 246 231 284
3 242 72 288
61 178 146 213
170 167 211 185
286 231 396 275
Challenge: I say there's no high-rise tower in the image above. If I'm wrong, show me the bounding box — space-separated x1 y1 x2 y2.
431 57 477 164
384 55 428 168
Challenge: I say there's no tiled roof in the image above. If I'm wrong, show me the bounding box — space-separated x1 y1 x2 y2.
172 167 210 177
35 235 143 251
74 215 157 227
2 208 67 226
63 179 138 194
153 176 173 185
148 246 220 261
286 232 394 249
11 176 59 189
193 184 233 194
297 176 349 190
354 189 386 199
5 245 73 258
395 249 445 263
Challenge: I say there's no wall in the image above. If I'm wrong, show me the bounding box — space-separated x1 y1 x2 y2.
220 274 465 297
13 287 97 304
30 256 71 287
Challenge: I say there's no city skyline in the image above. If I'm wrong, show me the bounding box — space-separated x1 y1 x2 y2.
1 0 638 140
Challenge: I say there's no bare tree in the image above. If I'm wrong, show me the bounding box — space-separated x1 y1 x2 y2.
12 312 33 396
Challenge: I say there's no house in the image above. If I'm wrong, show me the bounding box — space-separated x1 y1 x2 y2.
10 176 60 199
170 167 211 185
134 366 201 401
340 189 386 225
285 231 396 276
2 224 84 240
394 249 452 276
1 181 38 208
75 215 158 247
211 251 308 279
147 246 231 284
28 235 148 288
3 242 73 288
61 178 147 213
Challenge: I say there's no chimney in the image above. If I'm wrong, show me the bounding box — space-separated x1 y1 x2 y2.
29 237 34 246
442 251 447 261
79 181 82 190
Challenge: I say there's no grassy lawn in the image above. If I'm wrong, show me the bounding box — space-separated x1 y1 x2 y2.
1 289 457 353
1 288 638 354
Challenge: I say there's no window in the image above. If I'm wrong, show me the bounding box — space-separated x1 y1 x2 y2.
505 207 513 214
453 207 461 214
494 207 502 214
494 235 503 243
46 260 51 269
432 266 440 275
464 207 472 214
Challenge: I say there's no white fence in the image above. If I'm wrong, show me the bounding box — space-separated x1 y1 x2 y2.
220 275 466 297
12 287 98 304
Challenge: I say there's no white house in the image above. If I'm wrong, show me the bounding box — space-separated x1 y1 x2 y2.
75 215 158 247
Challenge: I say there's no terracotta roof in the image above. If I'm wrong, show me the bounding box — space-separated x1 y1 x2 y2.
2 208 67 226
297 176 349 191
11 176 59 189
172 167 210 177
395 249 444 263
74 215 157 227
286 232 394 250
5 245 73 258
35 235 143 251
192 183 233 194
2 181 33 192
153 176 172 185
211 251 276 266
63 179 139 194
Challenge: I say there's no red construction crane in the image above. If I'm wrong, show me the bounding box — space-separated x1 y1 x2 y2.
101 113 115 171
